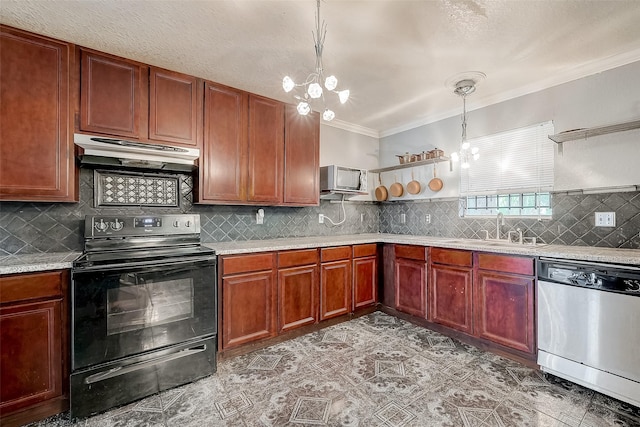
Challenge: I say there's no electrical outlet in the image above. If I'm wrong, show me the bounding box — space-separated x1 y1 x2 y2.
425 214 431 224
400 213 406 224
318 214 324 224
595 212 616 227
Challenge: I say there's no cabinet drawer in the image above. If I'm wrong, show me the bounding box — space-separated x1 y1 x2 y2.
278 249 319 268
431 247 472 267
476 253 534 276
395 245 427 261
223 253 275 275
0 271 64 304
353 243 377 258
321 246 351 262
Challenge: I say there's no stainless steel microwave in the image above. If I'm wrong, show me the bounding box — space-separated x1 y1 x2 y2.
320 165 368 194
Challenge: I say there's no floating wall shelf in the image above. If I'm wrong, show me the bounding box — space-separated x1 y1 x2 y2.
370 156 451 173
548 119 640 143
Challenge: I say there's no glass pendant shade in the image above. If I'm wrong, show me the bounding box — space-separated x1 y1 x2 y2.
282 76 295 92
307 82 323 99
322 109 335 121
338 90 350 104
461 141 470 150
451 152 460 162
324 75 338 90
297 101 311 115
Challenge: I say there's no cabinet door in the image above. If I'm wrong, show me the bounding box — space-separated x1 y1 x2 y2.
222 270 276 349
320 260 351 320
283 105 319 205
80 49 147 139
1 299 63 415
0 27 76 202
353 256 377 310
474 271 535 354
247 95 284 203
278 265 319 332
430 264 473 333
394 258 427 318
200 82 248 203
149 67 202 146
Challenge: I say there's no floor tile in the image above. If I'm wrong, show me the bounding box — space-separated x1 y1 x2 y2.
27 311 638 427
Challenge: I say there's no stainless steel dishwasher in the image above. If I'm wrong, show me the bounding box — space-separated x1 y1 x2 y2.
537 257 640 407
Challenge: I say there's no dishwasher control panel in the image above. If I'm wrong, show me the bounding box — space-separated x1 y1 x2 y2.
539 258 640 295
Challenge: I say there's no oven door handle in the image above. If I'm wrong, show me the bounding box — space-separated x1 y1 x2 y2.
84 344 208 385
73 255 216 272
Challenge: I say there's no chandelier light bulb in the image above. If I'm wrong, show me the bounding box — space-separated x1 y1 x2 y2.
297 101 311 116
461 141 471 150
462 161 470 169
338 89 350 104
471 147 479 154
322 109 335 121
282 76 295 92
324 75 338 91
451 152 460 162
473 153 480 161
307 82 323 99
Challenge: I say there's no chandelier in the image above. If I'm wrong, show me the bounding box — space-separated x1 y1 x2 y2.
282 0 349 122
449 73 484 168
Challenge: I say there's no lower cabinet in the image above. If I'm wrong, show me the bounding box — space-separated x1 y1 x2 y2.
429 248 473 334
394 245 427 318
0 270 69 427
278 249 319 332
320 246 352 320
474 253 536 354
221 253 277 349
352 244 378 310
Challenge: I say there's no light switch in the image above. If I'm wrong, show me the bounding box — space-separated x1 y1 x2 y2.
595 212 615 227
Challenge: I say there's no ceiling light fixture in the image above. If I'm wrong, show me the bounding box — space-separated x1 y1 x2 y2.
448 72 485 169
282 0 349 122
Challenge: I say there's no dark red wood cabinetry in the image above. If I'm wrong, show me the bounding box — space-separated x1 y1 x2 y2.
220 253 277 350
278 249 319 332
0 26 76 202
80 49 147 139
320 246 352 320
394 245 427 318
429 248 473 333
283 105 319 205
0 270 69 427
352 244 378 310
80 50 202 147
474 253 536 354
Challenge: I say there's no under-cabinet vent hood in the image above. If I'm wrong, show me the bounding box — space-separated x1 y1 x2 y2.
74 133 199 172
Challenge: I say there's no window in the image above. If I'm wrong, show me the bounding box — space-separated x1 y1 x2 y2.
460 121 554 217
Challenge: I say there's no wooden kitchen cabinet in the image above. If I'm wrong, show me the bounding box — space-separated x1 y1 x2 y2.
320 246 352 320
199 82 285 205
283 105 319 205
220 253 277 349
394 245 427 318
0 26 77 202
429 248 473 333
474 253 536 354
80 49 148 139
0 270 69 427
80 50 202 147
277 249 319 332
352 244 378 310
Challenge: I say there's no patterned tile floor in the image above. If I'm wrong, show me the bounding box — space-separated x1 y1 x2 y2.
30 312 640 427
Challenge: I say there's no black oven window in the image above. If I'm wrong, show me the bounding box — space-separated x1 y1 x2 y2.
107 273 194 336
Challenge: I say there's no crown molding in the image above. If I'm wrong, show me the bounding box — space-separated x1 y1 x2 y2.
321 118 380 139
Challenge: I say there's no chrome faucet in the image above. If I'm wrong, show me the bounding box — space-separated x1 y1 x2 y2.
496 212 504 240
508 228 524 244
479 229 490 240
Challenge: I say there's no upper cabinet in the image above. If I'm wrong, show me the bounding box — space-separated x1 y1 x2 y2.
283 105 319 206
0 26 77 202
198 81 292 205
79 49 202 147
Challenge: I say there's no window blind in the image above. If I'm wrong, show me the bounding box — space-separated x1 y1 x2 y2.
460 121 554 196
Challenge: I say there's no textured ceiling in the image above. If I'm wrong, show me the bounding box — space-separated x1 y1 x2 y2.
2 0 640 137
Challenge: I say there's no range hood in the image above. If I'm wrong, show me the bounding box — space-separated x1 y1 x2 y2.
74 133 199 172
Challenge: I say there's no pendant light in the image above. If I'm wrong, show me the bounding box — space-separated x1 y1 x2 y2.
449 72 485 169
282 0 350 122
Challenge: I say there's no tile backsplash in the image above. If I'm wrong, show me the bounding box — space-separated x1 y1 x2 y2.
1 168 639 255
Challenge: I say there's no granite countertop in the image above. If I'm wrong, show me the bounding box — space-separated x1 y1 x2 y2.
2 234 639 275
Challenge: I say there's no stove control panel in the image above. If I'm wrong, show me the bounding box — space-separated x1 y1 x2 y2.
85 214 200 237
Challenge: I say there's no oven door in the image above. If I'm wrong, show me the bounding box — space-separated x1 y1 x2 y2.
72 256 216 370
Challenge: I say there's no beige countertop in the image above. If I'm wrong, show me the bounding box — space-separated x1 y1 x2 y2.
2 234 639 275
